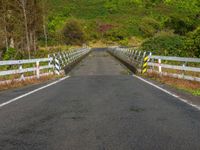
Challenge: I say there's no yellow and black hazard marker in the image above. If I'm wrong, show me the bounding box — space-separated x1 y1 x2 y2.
141 55 149 74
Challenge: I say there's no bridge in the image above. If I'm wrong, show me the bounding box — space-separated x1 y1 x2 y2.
0 48 200 149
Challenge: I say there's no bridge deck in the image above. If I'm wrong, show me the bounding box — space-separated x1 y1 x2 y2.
70 49 127 76
0 49 200 150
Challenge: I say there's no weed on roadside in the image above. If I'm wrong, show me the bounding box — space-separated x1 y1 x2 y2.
144 72 200 96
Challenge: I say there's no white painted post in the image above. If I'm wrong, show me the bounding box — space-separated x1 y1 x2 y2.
158 59 162 73
36 61 40 79
182 62 186 78
148 52 152 72
19 64 25 81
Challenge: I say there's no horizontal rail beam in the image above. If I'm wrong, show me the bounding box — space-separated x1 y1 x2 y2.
0 58 52 66
148 62 200 72
0 65 53 76
0 47 91 83
150 56 200 63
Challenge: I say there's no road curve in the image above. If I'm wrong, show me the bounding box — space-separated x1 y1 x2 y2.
0 49 200 150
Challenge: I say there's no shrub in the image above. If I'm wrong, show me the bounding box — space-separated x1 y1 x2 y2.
104 28 127 42
141 31 186 56
139 17 161 37
101 27 130 46
62 19 86 45
104 1 118 14
118 38 129 46
3 48 17 60
164 16 197 35
185 27 200 57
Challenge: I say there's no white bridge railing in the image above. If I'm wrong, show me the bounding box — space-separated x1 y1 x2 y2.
0 48 91 84
148 56 200 82
109 47 200 82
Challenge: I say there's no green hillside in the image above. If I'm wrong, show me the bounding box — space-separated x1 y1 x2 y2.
0 0 199 59
45 0 200 57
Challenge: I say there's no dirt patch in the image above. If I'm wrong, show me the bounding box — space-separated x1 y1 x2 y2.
145 72 200 96
0 75 62 91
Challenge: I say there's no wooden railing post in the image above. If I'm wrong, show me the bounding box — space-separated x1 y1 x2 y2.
19 64 25 81
36 61 40 79
182 62 187 78
158 59 162 73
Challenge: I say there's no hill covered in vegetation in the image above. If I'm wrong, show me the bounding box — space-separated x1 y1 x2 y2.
47 0 200 57
0 0 199 59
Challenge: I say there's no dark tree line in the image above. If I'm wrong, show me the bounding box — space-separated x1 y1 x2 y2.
0 0 48 59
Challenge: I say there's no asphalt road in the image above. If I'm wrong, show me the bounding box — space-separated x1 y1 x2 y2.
0 49 200 150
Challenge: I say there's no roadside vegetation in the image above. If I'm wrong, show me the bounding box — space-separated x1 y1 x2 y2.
0 74 62 91
145 72 200 96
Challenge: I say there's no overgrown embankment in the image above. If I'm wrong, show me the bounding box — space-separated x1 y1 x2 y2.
46 0 200 57
144 72 200 96
0 0 199 60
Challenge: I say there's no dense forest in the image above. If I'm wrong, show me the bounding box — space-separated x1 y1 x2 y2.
0 0 200 60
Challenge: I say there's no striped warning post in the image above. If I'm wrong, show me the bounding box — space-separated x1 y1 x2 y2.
52 54 61 75
142 52 151 74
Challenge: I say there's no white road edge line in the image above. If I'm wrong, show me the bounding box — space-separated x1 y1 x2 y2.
0 76 70 108
132 74 200 111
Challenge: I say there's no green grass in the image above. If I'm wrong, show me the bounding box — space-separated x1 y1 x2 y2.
187 89 200 96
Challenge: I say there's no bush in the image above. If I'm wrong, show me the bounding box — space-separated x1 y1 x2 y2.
118 38 129 46
62 19 86 45
3 48 17 60
185 27 200 57
141 31 186 56
104 28 128 42
139 17 161 37
100 27 130 45
164 16 197 35
104 1 118 14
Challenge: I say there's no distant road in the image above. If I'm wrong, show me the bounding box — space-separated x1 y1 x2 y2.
0 49 200 150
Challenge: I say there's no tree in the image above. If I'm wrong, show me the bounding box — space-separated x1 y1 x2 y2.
141 32 186 56
41 0 49 50
164 16 197 35
62 20 86 45
139 17 161 37
0 0 23 59
0 0 9 52
16 0 31 58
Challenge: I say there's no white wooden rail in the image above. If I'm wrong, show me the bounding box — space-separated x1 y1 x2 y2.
109 47 200 82
148 55 200 82
0 48 91 83
0 58 53 79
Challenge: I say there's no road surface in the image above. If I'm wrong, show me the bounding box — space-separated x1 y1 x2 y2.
0 49 200 150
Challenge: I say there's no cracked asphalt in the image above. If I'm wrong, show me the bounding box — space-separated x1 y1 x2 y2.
0 49 200 150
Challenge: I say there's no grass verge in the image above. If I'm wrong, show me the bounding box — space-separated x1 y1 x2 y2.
0 74 63 91
143 72 200 96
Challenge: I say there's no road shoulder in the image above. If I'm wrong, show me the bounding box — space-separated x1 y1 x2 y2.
135 74 200 109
